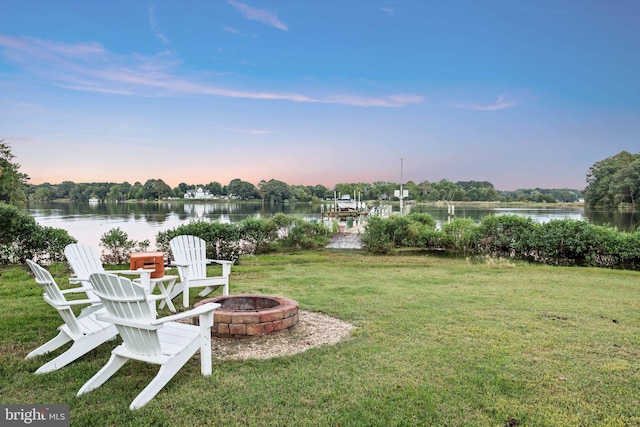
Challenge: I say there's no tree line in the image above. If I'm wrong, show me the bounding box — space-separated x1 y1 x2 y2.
1 139 586 204
24 178 582 204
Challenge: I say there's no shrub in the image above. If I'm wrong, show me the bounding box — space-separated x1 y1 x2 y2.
362 211 640 271
406 212 437 228
475 214 537 258
0 203 76 264
440 218 477 252
279 219 330 250
156 220 242 262
504 219 622 268
238 216 279 254
363 214 439 253
155 215 329 262
362 216 394 254
100 227 149 265
616 230 640 270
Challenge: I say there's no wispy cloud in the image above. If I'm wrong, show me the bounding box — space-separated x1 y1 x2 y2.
226 0 288 31
223 127 272 135
149 6 169 44
0 34 423 107
222 26 248 36
450 95 516 111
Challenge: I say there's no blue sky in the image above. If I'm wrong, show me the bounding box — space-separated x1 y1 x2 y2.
1 1 638 191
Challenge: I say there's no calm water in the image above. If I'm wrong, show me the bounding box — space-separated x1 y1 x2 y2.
25 201 639 250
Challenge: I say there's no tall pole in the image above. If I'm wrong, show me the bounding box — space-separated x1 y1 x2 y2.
400 158 404 215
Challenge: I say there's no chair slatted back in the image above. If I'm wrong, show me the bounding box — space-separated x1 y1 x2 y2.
170 235 208 280
64 244 104 281
26 260 82 336
89 273 162 357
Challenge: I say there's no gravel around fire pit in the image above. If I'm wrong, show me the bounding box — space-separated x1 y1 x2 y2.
209 310 354 361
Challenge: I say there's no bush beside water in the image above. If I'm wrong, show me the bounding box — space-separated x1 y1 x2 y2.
156 213 330 263
363 213 640 270
0 203 76 265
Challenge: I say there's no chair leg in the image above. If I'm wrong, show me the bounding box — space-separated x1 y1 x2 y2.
183 283 190 308
129 350 194 410
34 326 117 374
26 331 71 360
199 311 213 375
77 353 128 396
197 282 228 297
197 287 213 298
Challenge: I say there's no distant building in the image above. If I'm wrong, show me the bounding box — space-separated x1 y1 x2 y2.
184 187 216 199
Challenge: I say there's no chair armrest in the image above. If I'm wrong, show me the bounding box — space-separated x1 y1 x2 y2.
170 262 189 267
60 286 94 295
44 294 99 308
108 269 154 275
96 314 162 330
206 259 232 276
152 302 220 325
205 259 233 266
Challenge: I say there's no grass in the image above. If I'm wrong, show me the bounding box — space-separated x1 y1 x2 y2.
1 251 639 426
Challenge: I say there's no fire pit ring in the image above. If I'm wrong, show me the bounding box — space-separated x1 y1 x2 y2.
194 294 299 338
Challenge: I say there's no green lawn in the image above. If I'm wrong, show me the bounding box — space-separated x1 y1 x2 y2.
1 252 639 426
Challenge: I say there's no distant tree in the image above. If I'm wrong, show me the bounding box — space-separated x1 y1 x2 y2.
128 182 145 200
92 183 110 202
426 188 440 201
260 179 291 204
228 178 259 200
310 184 328 199
0 140 29 202
204 181 223 196
290 185 312 202
106 184 123 201
404 181 420 200
369 181 396 200
143 179 172 200
56 181 75 199
334 182 367 199
120 182 132 200
33 185 54 201
434 179 458 201
584 151 640 207
70 183 88 202
612 158 640 207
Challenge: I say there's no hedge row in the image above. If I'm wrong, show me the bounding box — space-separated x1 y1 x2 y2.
362 213 640 270
156 213 330 263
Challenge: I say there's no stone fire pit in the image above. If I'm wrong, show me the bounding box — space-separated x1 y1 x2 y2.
194 294 299 338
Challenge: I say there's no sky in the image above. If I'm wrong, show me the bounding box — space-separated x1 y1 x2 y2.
1 1 639 191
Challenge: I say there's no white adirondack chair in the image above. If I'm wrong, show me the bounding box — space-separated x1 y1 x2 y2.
24 260 118 374
64 243 105 288
65 243 175 312
168 235 233 308
77 272 220 410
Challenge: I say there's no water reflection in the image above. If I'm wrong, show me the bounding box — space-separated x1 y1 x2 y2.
25 201 639 250
584 207 640 231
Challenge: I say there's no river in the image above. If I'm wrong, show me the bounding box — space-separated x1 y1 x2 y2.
24 201 639 250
